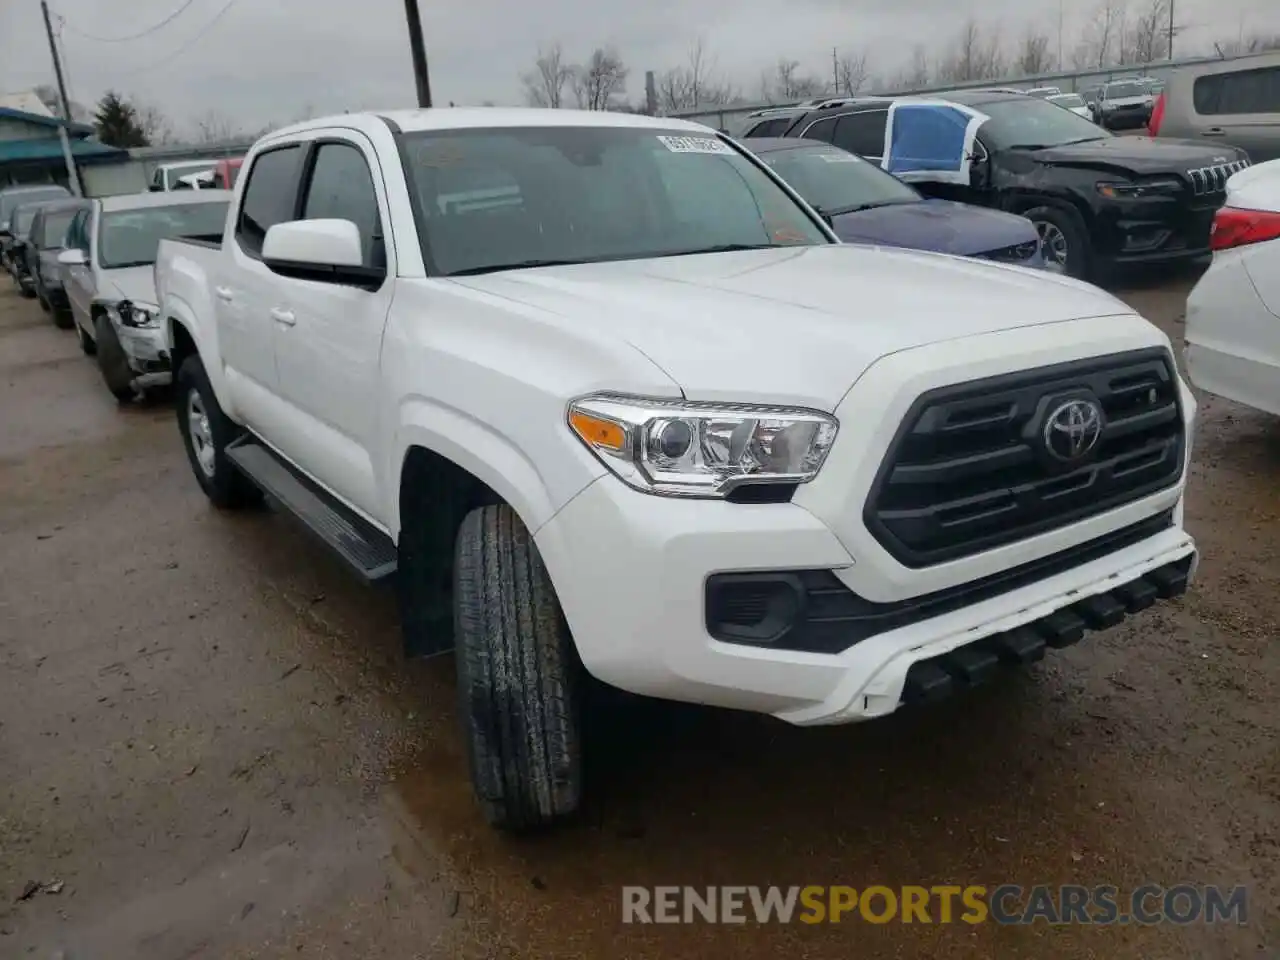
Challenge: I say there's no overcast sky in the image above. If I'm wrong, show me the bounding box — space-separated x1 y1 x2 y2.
1 0 1276 135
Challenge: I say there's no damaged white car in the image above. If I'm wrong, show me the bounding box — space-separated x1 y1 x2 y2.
60 191 231 403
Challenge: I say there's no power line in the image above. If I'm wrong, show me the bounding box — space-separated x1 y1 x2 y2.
60 0 203 43
106 0 239 80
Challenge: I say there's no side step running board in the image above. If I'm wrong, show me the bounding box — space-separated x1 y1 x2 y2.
226 437 397 584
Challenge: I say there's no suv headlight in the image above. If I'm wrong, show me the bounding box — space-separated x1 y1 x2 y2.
1096 178 1182 199
567 395 839 498
115 299 159 329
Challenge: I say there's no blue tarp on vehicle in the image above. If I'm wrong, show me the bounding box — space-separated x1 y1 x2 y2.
881 101 990 186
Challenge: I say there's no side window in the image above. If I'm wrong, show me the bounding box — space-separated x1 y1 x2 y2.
1196 67 1280 115
832 111 888 158
800 116 838 144
236 145 304 256
64 211 84 251
301 142 383 268
746 118 790 138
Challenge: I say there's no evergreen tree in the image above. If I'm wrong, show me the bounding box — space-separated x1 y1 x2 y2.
93 92 150 148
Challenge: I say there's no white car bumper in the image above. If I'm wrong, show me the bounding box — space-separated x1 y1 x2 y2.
1185 247 1280 417
117 324 172 387
536 316 1197 726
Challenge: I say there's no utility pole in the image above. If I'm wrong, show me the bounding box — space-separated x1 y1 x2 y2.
402 0 432 108
1057 0 1064 69
1168 0 1175 59
832 47 839 95
40 0 83 197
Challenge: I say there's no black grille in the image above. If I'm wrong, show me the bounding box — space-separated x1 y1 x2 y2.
864 348 1185 568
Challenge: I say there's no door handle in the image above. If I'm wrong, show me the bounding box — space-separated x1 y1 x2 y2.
270 307 296 327
1202 128 1227 136
214 286 234 302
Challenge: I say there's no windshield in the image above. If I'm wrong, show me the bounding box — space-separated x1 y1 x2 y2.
400 126 830 276
757 143 919 214
1051 95 1085 108
976 97 1111 149
40 210 77 248
1 187 68 222
99 201 230 269
1105 82 1146 99
14 206 42 235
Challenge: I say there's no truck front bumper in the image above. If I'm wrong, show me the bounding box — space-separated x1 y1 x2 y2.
536 477 1195 727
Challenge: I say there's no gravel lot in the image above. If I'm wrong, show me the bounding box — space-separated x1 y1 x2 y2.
0 269 1276 959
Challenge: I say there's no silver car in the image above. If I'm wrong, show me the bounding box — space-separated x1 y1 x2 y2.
60 190 231 402
1152 51 1280 163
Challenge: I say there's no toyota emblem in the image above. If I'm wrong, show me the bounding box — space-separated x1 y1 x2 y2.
1043 399 1103 462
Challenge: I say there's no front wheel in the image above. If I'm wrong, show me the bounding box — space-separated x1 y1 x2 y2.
94 314 136 403
1026 204 1093 281
175 354 261 508
453 504 583 831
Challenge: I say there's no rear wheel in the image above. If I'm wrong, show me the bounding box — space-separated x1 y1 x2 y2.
453 504 583 831
175 354 261 508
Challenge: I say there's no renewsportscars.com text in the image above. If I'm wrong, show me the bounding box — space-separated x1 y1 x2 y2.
621 884 1249 925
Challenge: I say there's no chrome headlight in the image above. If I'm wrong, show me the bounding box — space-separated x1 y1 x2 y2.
567 395 839 498
115 300 159 329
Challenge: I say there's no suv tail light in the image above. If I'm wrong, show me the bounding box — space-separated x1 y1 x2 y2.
1147 92 1166 136
1211 206 1280 251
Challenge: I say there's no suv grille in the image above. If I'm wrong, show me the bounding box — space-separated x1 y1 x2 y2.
864 349 1185 568
1188 158 1250 197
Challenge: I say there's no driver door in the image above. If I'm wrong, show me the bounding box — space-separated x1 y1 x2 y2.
881 101 990 204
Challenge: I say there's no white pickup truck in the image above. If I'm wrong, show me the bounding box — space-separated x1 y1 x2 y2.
156 108 1198 830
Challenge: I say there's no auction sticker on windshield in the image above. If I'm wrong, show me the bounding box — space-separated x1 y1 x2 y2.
657 136 733 155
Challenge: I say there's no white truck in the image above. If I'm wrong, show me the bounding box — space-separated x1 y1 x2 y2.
155 108 1198 831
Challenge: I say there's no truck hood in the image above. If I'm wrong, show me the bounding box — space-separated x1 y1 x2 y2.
1029 136 1246 176
101 265 158 305
1102 95 1152 108
446 245 1133 409
831 199 1036 258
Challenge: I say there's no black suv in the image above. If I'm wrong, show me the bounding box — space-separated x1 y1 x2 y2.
744 90 1250 280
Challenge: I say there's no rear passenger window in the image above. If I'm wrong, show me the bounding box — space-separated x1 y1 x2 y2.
236 145 303 255
801 117 838 144
1194 66 1280 115
746 118 791 137
832 111 888 158
302 142 383 267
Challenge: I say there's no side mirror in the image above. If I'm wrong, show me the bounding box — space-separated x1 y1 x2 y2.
262 219 382 290
58 248 87 266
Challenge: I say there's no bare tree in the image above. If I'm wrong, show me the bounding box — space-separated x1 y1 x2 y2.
190 109 240 144
657 38 736 112
771 59 824 100
1120 0 1173 64
572 47 629 110
522 42 573 108
836 49 871 95
1216 31 1280 56
938 19 1005 82
1015 29 1055 75
1079 0 1126 68
133 100 175 145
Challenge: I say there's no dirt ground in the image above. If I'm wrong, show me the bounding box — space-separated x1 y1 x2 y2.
0 270 1276 960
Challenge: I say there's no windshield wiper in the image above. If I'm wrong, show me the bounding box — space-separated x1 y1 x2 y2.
827 199 914 215
104 260 155 270
447 258 591 276
658 242 788 258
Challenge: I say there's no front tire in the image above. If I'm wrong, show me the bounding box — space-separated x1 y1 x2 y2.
1026 204 1093 281
175 354 261 508
453 504 583 831
94 314 136 403
75 318 96 356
